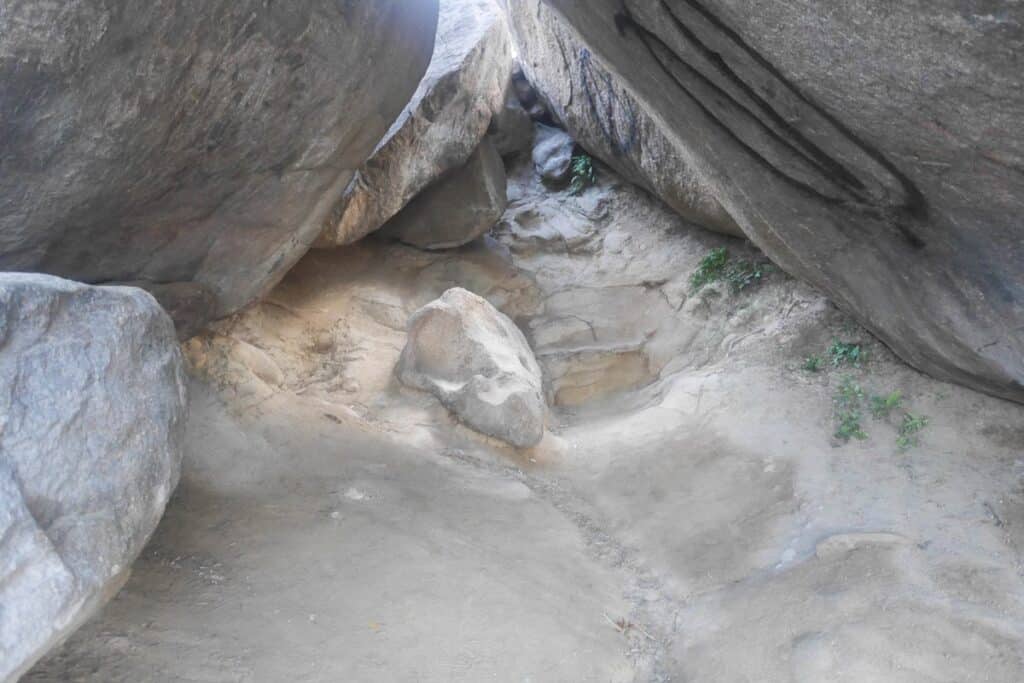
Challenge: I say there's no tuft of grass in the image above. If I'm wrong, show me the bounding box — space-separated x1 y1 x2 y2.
834 376 868 441
690 247 772 294
569 153 596 195
896 413 929 451
690 247 729 290
870 390 903 418
802 355 824 372
828 339 866 367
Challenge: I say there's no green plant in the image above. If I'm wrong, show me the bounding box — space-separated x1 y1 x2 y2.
834 376 868 441
828 339 865 367
569 153 596 195
870 390 903 418
836 410 868 441
724 259 770 292
803 355 824 372
690 247 729 290
897 413 929 451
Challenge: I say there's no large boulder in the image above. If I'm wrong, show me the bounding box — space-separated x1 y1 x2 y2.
0 274 187 681
508 0 1024 403
397 287 545 448
316 0 512 248
381 139 508 250
0 1 438 328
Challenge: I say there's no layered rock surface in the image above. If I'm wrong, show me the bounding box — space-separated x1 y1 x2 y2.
0 274 187 682
316 0 512 248
397 287 545 448
507 0 741 236
0 0 437 327
507 0 1024 403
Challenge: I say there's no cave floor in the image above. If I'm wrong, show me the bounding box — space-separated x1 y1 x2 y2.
29 159 1024 682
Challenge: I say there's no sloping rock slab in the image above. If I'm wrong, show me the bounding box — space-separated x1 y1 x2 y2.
507 0 741 236
397 287 545 448
382 139 508 250
0 274 187 681
509 0 1024 403
0 1 438 323
316 0 512 247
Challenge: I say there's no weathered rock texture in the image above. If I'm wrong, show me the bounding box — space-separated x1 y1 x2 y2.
507 0 742 236
508 0 1024 403
487 86 535 157
382 139 508 250
0 274 187 681
0 1 438 323
532 124 575 185
316 0 511 248
397 287 545 448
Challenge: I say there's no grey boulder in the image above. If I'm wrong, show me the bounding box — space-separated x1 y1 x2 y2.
0 1 438 324
316 0 512 247
487 84 536 157
0 274 187 681
532 124 575 185
397 287 545 448
381 139 508 250
508 0 1024 403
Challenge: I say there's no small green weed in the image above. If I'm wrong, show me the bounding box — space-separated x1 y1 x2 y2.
870 390 903 418
897 413 929 451
569 154 597 195
834 376 867 441
724 259 770 293
828 339 865 367
690 247 729 290
802 355 824 372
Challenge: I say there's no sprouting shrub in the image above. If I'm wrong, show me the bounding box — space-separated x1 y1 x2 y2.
690 247 729 290
828 339 865 367
803 355 824 372
897 413 929 451
569 153 596 195
870 390 903 418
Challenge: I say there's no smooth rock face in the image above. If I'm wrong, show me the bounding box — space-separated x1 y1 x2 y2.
316 0 512 248
108 281 218 341
382 139 508 250
397 287 545 448
532 124 575 185
487 86 535 157
510 0 1024 403
0 1 438 322
507 0 742 236
0 274 187 681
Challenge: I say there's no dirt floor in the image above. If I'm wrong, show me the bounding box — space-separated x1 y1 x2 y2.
28 158 1024 681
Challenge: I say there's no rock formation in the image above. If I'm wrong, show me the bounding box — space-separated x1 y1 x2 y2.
531 124 576 186
0 274 187 681
487 85 535 157
507 0 742 236
397 287 545 448
0 0 438 331
381 140 508 250
506 0 1024 403
316 0 512 248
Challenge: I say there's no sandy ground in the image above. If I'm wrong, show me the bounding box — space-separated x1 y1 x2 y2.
28 158 1024 681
